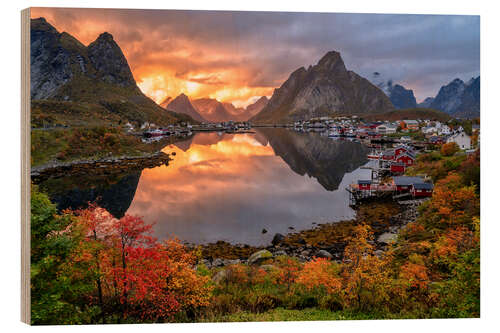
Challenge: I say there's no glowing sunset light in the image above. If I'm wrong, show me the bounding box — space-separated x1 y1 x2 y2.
30 7 479 105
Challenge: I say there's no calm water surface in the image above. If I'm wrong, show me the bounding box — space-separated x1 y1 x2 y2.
40 129 371 246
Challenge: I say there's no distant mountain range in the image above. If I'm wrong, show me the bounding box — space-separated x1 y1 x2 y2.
30 17 193 126
160 94 268 122
426 77 480 118
387 83 417 109
251 51 394 123
373 73 480 118
32 17 479 126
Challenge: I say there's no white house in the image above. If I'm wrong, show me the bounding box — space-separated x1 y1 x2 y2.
447 132 472 150
438 125 451 135
376 123 398 134
421 126 437 135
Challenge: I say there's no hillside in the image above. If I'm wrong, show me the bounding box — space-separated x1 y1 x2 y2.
30 17 192 127
251 51 393 123
362 108 451 122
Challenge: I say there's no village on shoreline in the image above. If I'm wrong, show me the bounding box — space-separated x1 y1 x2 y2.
43 113 475 270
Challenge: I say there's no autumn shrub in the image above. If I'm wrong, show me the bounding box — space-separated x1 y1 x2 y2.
273 256 302 291
460 150 480 191
440 142 459 156
296 258 341 294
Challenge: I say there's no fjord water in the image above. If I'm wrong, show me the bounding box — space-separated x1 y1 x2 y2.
40 129 370 246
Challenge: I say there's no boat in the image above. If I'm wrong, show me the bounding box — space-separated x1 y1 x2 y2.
143 129 163 138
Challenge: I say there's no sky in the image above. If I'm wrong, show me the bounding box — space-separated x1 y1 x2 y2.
31 8 480 107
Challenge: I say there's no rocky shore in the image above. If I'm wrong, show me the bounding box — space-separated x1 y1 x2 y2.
31 151 172 183
198 200 426 271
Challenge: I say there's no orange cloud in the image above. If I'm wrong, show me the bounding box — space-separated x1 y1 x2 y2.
30 7 276 107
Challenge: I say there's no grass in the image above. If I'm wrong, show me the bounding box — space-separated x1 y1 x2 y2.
203 307 418 322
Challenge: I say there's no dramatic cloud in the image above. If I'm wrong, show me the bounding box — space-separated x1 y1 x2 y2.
31 8 479 105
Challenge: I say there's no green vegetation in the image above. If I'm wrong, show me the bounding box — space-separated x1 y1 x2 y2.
363 108 451 122
387 130 426 141
31 126 179 167
205 308 387 322
32 98 193 130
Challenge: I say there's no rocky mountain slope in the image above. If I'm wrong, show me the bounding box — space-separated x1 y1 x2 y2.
191 98 234 122
251 51 393 123
172 96 269 122
165 93 206 122
418 97 435 108
30 17 192 127
428 77 480 118
387 83 417 109
244 96 269 119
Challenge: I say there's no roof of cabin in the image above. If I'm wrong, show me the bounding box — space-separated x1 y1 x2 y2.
393 176 425 186
413 183 434 190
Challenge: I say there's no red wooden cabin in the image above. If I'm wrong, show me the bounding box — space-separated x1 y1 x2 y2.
393 176 424 192
411 182 434 197
394 146 409 157
395 152 415 167
390 162 405 174
382 151 395 161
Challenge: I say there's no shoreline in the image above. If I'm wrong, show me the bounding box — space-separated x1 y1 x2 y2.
31 151 172 183
197 200 425 269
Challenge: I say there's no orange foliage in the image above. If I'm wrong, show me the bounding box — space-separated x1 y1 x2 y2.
400 262 429 290
71 205 212 321
433 226 477 259
296 258 341 293
274 258 302 291
440 142 459 156
424 174 479 228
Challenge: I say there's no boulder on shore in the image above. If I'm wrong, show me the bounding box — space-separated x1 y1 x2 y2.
377 232 398 245
248 249 273 265
271 233 285 245
212 269 229 283
315 249 333 259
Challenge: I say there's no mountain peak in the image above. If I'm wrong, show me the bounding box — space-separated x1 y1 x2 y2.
31 17 58 34
315 50 346 73
251 50 393 123
87 31 136 87
96 32 115 42
388 84 417 109
167 94 205 122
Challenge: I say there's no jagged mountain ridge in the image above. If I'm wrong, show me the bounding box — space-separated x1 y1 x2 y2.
418 97 435 108
166 93 206 122
370 74 417 110
191 98 235 122
429 77 480 118
251 51 394 123
163 95 269 122
30 17 193 126
387 83 417 109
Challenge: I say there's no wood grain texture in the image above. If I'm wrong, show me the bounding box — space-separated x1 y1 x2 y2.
21 7 31 325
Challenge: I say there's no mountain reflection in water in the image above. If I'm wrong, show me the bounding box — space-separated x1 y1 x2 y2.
37 129 370 246
125 129 369 245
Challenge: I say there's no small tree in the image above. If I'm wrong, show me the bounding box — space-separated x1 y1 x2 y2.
441 142 459 156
